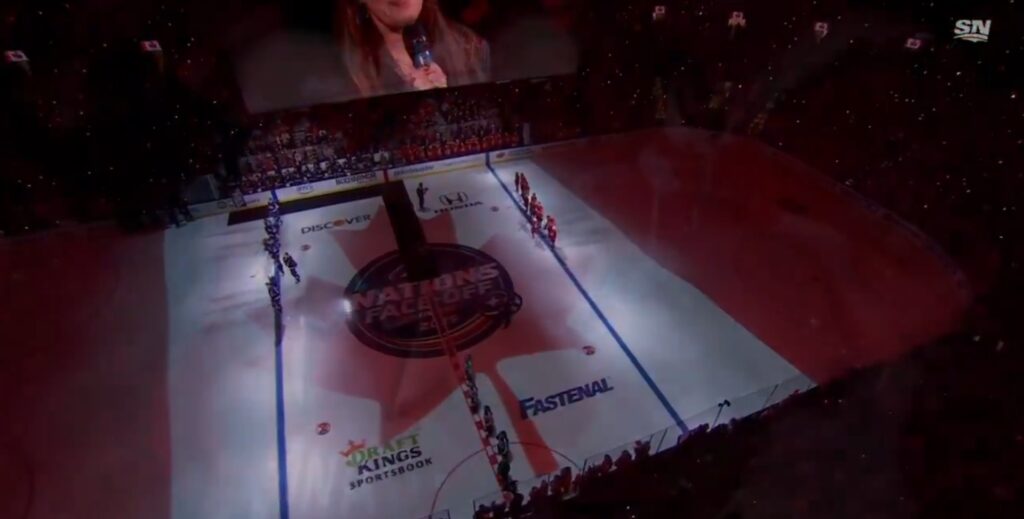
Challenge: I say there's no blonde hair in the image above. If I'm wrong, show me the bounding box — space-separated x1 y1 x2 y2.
335 0 490 97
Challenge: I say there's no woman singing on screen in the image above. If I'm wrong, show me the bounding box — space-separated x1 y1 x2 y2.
336 0 490 98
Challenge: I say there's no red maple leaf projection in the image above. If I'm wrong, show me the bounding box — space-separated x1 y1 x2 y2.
269 203 591 476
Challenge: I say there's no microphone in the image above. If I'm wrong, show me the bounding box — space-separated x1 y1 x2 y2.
405 23 433 69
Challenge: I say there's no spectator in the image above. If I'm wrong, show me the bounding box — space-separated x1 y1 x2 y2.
614 449 633 471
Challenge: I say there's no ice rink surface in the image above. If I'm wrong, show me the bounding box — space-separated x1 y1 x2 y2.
163 159 805 519
0 129 968 519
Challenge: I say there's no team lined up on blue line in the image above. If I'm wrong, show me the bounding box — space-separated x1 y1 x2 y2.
513 173 558 246
262 190 301 315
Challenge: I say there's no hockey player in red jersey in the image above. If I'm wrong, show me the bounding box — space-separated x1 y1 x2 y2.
531 213 542 238
534 201 545 224
546 216 558 246
520 176 531 206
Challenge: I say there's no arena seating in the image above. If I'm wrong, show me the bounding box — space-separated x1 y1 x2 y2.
3 2 1022 514
234 90 518 194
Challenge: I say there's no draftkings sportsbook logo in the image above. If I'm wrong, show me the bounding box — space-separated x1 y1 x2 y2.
344 244 522 358
341 433 431 491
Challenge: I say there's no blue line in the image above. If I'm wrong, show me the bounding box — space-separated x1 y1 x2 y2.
274 297 291 518
485 157 688 432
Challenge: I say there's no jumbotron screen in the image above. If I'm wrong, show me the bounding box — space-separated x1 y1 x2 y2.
236 0 581 113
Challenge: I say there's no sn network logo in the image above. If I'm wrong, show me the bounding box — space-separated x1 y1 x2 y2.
953 19 992 43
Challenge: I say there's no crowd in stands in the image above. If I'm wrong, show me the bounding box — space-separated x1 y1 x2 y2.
235 91 520 195
391 125 519 166
721 26 1016 298
695 4 1017 297
238 119 352 193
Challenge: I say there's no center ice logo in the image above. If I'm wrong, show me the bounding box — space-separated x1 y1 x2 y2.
340 433 433 490
344 243 522 358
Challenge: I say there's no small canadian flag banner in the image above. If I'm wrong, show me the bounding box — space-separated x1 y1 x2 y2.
905 37 923 50
4 50 29 63
140 40 162 52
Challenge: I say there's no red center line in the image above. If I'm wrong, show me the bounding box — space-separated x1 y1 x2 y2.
424 287 509 502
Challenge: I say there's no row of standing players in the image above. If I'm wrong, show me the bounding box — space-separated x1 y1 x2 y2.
456 172 555 498
464 354 518 495
514 172 558 247
263 191 302 315
458 172 554 495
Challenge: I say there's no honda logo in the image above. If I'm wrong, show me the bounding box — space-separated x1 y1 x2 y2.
439 192 469 206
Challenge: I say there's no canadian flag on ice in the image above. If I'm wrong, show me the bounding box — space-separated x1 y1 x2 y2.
140 40 162 52
4 50 28 63
905 37 923 50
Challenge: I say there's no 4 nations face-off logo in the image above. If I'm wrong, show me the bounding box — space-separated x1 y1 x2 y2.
344 243 522 358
